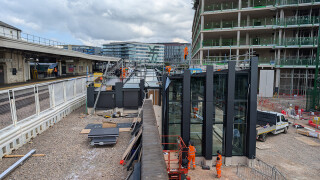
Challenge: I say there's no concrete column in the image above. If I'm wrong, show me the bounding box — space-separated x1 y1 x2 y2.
247 15 250 26
276 68 281 93
200 50 204 65
246 32 249 45
291 69 294 95
201 15 204 31
201 0 204 12
238 12 241 27
58 60 62 76
238 0 242 10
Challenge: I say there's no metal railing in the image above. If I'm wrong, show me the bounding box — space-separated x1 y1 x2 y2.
0 76 89 132
237 157 286 180
277 37 317 47
0 26 66 48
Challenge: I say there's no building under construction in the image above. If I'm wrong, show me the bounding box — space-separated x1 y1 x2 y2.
192 0 320 97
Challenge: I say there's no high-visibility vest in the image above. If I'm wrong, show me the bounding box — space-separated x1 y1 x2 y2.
54 68 57 72
216 154 222 166
188 145 196 156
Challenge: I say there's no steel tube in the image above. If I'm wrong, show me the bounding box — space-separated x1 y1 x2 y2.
0 149 36 180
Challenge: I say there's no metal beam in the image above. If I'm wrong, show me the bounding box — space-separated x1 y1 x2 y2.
182 70 191 144
0 149 36 180
247 57 258 159
204 66 213 159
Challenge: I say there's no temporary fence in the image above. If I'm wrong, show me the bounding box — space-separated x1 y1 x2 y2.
237 157 286 180
0 76 90 158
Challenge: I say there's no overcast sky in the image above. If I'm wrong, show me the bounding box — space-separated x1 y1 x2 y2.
0 0 194 46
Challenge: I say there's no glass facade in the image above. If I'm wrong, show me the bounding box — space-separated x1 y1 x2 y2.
102 42 164 63
164 67 255 158
213 74 227 155
168 79 183 149
190 77 205 155
232 73 249 156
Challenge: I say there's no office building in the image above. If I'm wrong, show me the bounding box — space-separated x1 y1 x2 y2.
192 0 320 97
155 42 191 63
62 45 102 55
102 42 165 63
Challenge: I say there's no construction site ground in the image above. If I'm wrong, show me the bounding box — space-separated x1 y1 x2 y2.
256 120 320 180
0 106 134 180
257 96 320 180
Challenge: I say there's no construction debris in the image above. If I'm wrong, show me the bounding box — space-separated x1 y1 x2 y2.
3 154 45 158
88 128 119 146
80 129 91 134
0 149 36 179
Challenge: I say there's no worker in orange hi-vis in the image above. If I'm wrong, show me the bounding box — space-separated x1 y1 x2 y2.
188 141 196 170
165 66 171 75
184 46 188 60
216 150 222 178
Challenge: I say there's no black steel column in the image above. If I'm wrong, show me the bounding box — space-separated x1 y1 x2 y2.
87 86 95 107
115 82 123 108
182 70 191 144
225 61 236 157
139 79 145 106
247 57 258 159
161 74 167 143
204 66 213 159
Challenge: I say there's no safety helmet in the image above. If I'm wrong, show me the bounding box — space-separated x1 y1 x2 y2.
217 150 221 155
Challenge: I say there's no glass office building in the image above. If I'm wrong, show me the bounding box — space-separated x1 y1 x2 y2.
102 42 164 63
155 43 191 63
162 59 258 165
62 45 102 55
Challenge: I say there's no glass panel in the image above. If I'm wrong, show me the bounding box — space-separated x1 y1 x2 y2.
191 101 204 123
168 124 181 150
168 102 182 123
190 124 203 156
212 124 224 155
232 124 246 156
214 74 227 123
191 77 205 101
169 79 182 101
190 77 205 155
234 101 247 123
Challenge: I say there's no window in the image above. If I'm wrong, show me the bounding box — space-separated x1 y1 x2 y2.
190 77 205 155
213 74 227 155
168 79 183 149
232 73 249 156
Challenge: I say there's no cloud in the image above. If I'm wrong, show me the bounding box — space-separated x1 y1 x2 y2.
0 0 194 46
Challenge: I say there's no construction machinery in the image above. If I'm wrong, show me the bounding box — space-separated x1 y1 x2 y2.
162 135 190 180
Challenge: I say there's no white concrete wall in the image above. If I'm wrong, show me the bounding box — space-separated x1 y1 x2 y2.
4 52 27 84
0 26 21 39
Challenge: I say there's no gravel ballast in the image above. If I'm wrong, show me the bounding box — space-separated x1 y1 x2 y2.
0 106 133 180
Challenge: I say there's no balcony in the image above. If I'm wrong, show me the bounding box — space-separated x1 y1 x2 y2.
242 0 275 8
277 37 318 47
203 0 320 14
278 0 320 6
277 56 315 66
204 2 239 12
277 16 320 26
202 37 275 48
